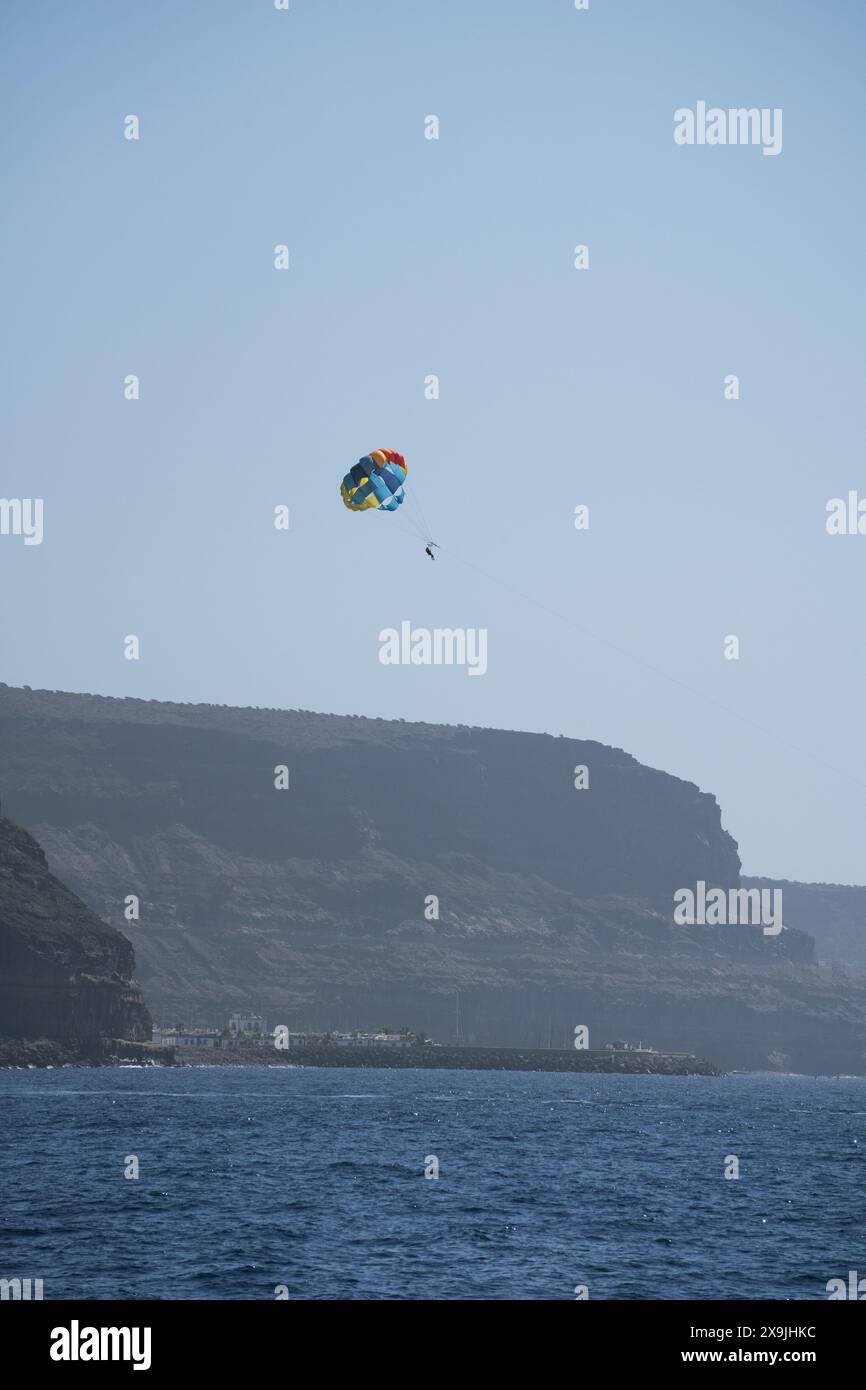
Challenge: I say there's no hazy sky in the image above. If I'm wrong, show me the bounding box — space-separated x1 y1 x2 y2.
2 1 865 884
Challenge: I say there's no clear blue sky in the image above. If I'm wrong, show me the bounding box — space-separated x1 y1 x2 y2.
2 1 865 883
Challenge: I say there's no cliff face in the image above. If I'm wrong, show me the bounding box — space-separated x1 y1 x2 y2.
0 815 151 1049
0 684 863 1073
744 878 866 972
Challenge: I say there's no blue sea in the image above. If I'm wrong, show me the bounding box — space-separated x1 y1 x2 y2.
1 1068 863 1300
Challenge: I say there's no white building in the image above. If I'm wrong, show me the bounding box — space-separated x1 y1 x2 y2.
333 1032 411 1048
153 1028 222 1049
228 1012 266 1036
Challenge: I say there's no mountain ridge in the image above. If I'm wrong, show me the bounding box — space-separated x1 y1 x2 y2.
1 683 865 1073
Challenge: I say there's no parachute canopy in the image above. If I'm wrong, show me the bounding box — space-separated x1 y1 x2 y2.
341 449 407 512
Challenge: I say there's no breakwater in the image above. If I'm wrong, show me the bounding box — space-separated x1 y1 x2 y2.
177 1044 721 1076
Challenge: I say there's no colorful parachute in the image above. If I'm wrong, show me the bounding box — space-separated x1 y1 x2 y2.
341 449 407 512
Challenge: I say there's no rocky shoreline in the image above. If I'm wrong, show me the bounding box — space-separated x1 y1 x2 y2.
0 1038 171 1068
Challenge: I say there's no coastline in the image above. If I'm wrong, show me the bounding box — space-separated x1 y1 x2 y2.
0 1038 721 1074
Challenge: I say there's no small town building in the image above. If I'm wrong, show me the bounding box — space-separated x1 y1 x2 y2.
152 1028 222 1049
333 1031 411 1048
228 1012 266 1036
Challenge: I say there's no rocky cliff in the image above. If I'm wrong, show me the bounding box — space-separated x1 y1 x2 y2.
0 814 151 1053
744 877 866 972
1 683 864 1073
